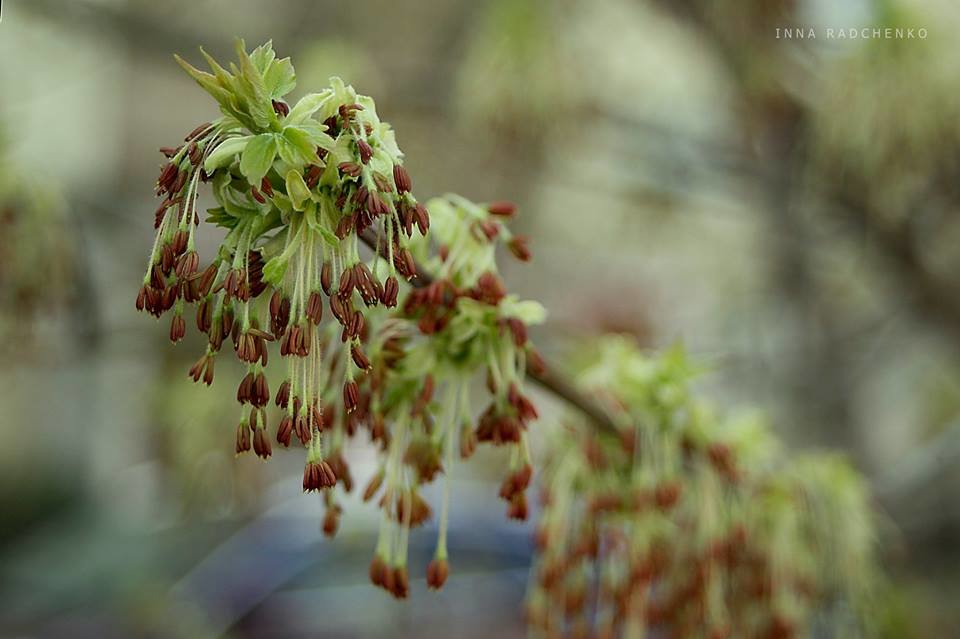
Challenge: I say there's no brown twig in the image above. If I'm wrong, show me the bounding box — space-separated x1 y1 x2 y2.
357 231 620 437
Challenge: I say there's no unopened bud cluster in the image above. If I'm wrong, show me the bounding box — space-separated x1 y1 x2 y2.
526 338 877 639
138 41 544 595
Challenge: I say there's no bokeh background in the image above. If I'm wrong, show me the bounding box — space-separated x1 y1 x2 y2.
2 0 959 636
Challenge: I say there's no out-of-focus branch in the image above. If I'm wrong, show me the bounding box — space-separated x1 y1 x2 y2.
357 231 621 437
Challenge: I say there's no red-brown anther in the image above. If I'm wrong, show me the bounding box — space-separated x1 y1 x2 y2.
343 380 360 413
393 164 412 194
157 162 178 194
169 314 186 343
506 318 528 347
188 141 202 166
150 264 165 289
235 422 251 455
329 294 347 325
338 267 355 298
294 410 310 445
170 170 188 195
277 415 293 447
399 204 415 236
236 332 254 363
521 399 540 426
338 162 363 178
253 425 272 459
224 268 240 299
474 272 506 305
159 146 179 158
303 460 337 492
237 372 254 404
391 491 432 527
460 423 477 459
259 176 274 197
381 276 399 307
372 171 393 193
351 344 371 371
654 481 682 511
136 285 148 311
171 229 189 255
421 375 435 404
271 99 290 117
380 561 397 594
707 442 739 482
185 122 212 142
161 285 178 311
328 452 353 492
310 402 324 433
363 470 385 502
251 186 266 204
391 566 409 599
413 203 430 235
369 555 388 588
401 249 417 278
487 200 517 217
322 506 341 537
478 220 500 241
356 139 374 164
175 250 200 278
500 463 533 500
368 192 388 218
333 215 354 240
188 353 215 386
508 235 532 262
181 275 202 303
275 379 291 408
198 263 218 296
527 348 547 376
161 244 175 274
269 289 283 323
304 164 323 189
253 372 270 407
426 558 449 590
306 291 324 324
349 310 364 341
507 492 529 520
352 185 369 208
320 260 333 295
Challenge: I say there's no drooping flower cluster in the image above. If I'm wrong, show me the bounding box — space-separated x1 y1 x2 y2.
526 338 877 639
360 195 545 596
138 41 544 596
138 40 428 482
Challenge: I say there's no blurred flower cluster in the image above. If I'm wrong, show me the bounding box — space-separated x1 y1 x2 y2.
0 137 76 341
527 337 877 639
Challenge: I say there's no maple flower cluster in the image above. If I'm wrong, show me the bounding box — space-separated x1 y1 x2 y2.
137 41 544 596
526 338 877 639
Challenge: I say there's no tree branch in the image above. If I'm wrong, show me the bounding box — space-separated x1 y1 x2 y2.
357 231 621 437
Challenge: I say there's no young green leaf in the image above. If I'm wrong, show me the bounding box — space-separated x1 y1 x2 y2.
203 136 252 173
264 58 297 99
285 169 311 210
239 133 277 185
278 126 323 167
174 54 233 107
284 92 333 125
